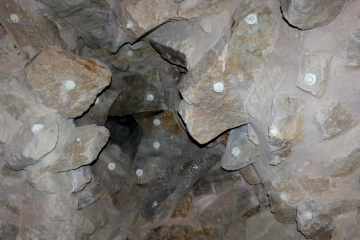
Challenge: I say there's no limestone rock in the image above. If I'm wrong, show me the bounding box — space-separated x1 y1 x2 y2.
239 165 261 185
269 93 306 165
0 0 66 59
45 124 109 173
109 69 168 117
324 130 360 177
315 102 355 140
247 124 259 145
0 221 19 240
76 184 105 210
296 54 333 98
298 176 332 195
25 46 112 118
221 126 260 171
346 29 360 69
296 201 334 239
5 111 59 170
115 0 230 42
246 208 306 240
280 0 348 30
171 194 194 219
40 0 116 49
247 66 286 119
179 4 279 144
68 166 92 193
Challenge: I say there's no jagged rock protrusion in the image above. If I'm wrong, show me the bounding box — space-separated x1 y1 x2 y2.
25 46 112 119
268 93 306 165
280 0 348 30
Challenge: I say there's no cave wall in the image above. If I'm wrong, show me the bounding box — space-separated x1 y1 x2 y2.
0 0 360 239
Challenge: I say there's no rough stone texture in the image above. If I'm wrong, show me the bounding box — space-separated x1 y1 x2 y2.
296 53 333 97
239 164 261 185
346 29 360 69
25 46 112 119
43 124 110 173
324 130 360 177
109 69 168 117
179 3 279 144
0 0 66 59
221 125 260 171
280 0 348 30
40 0 118 49
5 110 59 170
247 124 259 145
315 102 355 140
269 93 306 165
246 208 306 240
115 0 231 42
0 221 19 240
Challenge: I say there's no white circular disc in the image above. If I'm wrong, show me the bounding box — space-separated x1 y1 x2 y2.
146 94 154 101
245 14 258 25
304 73 317 85
269 128 278 137
136 169 143 177
127 50 134 57
213 82 224 92
108 162 116 170
126 21 133 30
153 141 160 150
32 124 44 134
95 98 100 105
9 14 19 23
65 80 76 90
153 119 161 126
231 147 241 157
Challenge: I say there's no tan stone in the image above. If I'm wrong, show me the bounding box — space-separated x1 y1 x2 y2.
25 46 111 118
346 29 360 69
239 165 261 185
281 0 348 30
171 194 194 219
315 102 355 140
179 4 279 144
269 93 306 165
296 53 333 98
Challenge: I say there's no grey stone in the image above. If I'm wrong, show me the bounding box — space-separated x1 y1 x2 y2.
0 0 66 59
25 46 112 118
44 124 109 173
296 201 334 239
346 29 360 69
280 0 348 30
315 102 355 140
221 126 260 171
269 93 306 165
76 184 105 210
40 0 116 49
246 208 306 240
296 54 333 98
109 69 168 117
239 164 261 185
324 130 360 177
69 166 92 193
5 111 59 170
247 124 259 145
115 0 230 42
247 66 285 120
0 221 19 240
179 4 279 144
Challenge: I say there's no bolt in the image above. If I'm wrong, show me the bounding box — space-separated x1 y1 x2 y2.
126 20 133 30
153 119 161 126
304 73 316 85
32 124 44 134
231 147 241 157
75 138 81 143
95 98 100 105
153 201 158 207
108 162 116 170
136 169 143 177
146 94 154 101
269 127 278 137
9 13 19 23
213 82 224 92
65 80 76 90
153 141 160 150
127 50 133 57
245 13 258 25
